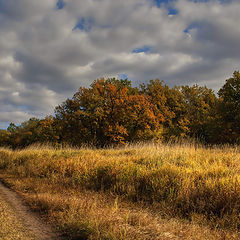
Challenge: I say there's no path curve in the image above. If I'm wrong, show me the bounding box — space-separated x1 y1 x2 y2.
0 180 63 240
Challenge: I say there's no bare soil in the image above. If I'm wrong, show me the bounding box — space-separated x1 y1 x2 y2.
0 180 63 240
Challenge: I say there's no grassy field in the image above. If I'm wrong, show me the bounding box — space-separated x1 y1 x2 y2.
1 143 240 239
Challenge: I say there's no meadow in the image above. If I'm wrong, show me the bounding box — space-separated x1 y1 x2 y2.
0 143 240 239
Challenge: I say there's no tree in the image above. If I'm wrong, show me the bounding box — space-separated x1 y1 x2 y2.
7 123 18 133
217 71 240 143
55 78 163 146
180 84 218 142
0 130 11 147
39 116 60 143
6 118 42 148
141 80 190 140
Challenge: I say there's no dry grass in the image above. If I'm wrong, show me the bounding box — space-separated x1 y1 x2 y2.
1 142 240 239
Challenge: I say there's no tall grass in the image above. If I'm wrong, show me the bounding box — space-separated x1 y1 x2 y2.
1 143 240 239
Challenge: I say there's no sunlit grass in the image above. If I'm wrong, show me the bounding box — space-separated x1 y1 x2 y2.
1 143 240 239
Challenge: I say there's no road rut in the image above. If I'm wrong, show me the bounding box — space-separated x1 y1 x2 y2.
0 181 62 240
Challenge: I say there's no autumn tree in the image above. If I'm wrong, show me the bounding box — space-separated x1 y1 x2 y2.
55 78 163 146
141 80 190 140
2 73 240 148
0 130 11 147
38 116 60 143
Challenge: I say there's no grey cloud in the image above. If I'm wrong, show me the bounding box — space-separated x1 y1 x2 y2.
0 0 56 21
1 0 240 127
14 52 71 92
0 111 36 124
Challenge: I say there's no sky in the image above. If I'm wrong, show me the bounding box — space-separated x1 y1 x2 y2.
0 0 240 128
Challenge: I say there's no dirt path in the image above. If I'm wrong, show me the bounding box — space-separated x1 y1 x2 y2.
0 181 63 240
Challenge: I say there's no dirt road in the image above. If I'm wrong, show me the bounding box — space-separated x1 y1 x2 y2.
0 181 62 240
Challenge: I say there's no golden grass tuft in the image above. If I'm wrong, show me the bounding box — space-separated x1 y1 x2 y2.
1 143 240 239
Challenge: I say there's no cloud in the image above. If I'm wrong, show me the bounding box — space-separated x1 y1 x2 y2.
0 0 240 127
0 111 35 123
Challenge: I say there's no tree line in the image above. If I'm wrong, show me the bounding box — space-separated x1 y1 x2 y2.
1 71 240 148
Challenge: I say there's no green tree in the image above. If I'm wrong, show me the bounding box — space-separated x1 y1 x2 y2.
7 123 18 133
180 84 218 142
7 118 42 148
217 71 240 143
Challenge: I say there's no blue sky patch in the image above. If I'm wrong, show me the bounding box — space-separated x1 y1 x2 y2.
0 122 9 130
132 45 152 53
73 17 93 32
56 0 65 10
154 0 172 8
184 22 200 33
154 0 178 15
168 8 178 15
118 74 128 80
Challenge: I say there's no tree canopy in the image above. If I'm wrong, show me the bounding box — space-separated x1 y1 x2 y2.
217 71 240 143
1 72 240 148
